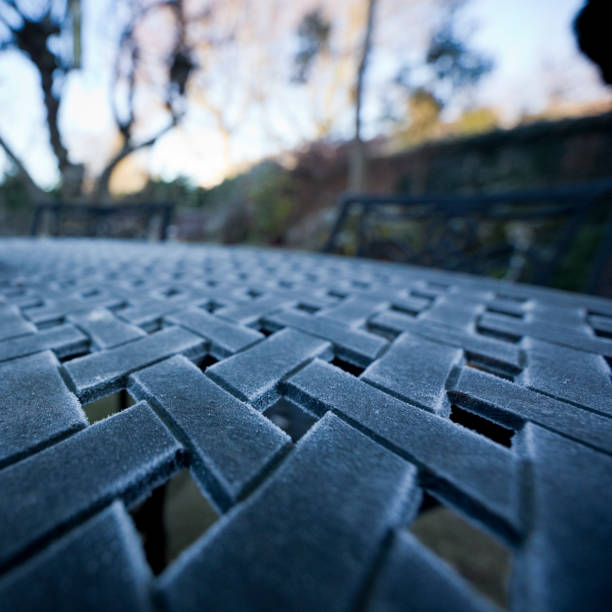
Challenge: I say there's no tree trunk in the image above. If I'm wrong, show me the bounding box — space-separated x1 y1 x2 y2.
348 0 377 192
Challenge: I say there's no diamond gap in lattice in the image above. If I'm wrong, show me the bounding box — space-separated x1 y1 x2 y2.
58 351 90 364
365 322 400 342
144 319 163 334
130 469 219 576
485 305 524 319
35 318 66 330
464 355 516 381
449 404 515 448
203 301 224 313
296 303 320 314
330 356 365 377
263 397 317 442
587 312 612 339
592 326 612 340
475 324 522 344
162 288 181 298
494 293 527 303
390 303 421 317
197 353 219 372
255 320 279 337
82 389 135 424
410 494 511 610
604 356 612 385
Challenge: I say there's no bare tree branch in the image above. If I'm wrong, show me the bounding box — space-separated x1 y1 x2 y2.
7 6 86 199
110 0 177 134
92 116 179 201
96 0 195 201
111 27 137 137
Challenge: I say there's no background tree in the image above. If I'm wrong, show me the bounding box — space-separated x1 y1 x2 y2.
0 0 204 202
290 2 378 144
291 0 377 191
291 0 492 188
292 8 331 85
386 0 493 146
0 0 85 200
92 0 201 200
347 0 376 192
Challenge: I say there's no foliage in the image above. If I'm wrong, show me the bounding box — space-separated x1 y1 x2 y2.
247 164 295 242
390 0 494 144
0 172 33 210
423 0 494 98
395 88 444 145
292 8 331 84
391 93 499 147
131 177 208 209
202 174 250 209
553 223 607 293
0 171 35 236
154 161 297 245
450 107 499 136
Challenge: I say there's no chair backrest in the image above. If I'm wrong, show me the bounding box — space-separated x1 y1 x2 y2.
30 202 175 242
323 180 612 294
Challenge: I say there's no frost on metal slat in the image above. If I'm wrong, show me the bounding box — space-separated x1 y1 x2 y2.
159 413 418 612
0 502 153 612
63 326 206 401
129 355 290 509
0 350 87 467
207 328 332 409
0 238 610 611
0 401 182 570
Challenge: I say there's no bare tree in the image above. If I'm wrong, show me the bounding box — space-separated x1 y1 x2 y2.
0 0 201 201
188 0 262 174
92 0 201 200
290 2 379 148
291 0 377 191
0 0 83 200
290 0 491 188
347 0 376 192
390 0 493 142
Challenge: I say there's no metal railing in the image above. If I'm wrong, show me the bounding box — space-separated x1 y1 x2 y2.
323 180 612 293
30 201 175 241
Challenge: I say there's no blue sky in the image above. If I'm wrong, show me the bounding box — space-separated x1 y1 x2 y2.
0 0 609 190
463 0 607 115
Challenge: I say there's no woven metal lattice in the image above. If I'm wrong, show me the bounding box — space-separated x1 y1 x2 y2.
0 238 611 612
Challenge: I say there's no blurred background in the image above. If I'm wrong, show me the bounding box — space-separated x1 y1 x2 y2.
0 0 611 293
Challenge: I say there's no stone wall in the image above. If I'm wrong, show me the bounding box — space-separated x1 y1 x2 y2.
285 111 612 249
378 111 612 195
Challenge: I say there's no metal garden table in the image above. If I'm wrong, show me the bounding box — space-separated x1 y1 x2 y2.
0 238 610 612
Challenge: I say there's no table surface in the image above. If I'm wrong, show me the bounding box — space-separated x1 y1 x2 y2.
0 238 611 612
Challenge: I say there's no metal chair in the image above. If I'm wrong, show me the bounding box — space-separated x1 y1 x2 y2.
323 180 612 293
30 201 175 241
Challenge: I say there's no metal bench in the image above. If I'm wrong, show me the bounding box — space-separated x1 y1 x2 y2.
0 238 610 611
30 202 175 241
323 180 612 294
